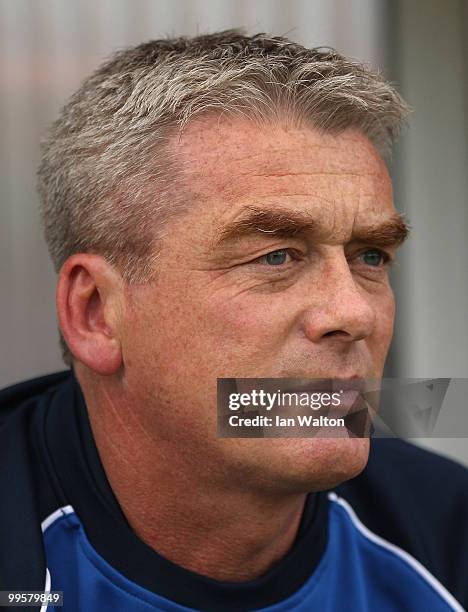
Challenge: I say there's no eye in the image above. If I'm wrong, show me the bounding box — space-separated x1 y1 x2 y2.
257 249 292 266
359 249 390 267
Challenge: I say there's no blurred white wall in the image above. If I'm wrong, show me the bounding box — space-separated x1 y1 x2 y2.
387 0 468 465
1 0 467 464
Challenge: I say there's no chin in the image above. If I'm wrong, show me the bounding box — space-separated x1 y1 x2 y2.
296 436 371 491
237 437 371 494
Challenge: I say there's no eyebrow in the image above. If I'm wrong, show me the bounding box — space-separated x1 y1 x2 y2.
214 206 410 248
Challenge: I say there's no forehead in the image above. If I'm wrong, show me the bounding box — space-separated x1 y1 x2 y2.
170 116 395 234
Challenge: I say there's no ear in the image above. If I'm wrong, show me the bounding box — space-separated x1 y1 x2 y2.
56 254 124 375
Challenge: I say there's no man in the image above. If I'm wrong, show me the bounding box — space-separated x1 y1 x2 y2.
1 31 467 612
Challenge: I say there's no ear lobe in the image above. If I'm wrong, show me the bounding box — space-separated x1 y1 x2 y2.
56 254 124 376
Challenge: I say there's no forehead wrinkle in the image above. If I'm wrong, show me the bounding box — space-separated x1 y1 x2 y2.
178 133 384 183
201 169 374 203
174 121 393 238
247 170 378 178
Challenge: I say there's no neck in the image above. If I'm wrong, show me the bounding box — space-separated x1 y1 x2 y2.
82 380 307 582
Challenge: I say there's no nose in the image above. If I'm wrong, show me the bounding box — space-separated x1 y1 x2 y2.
300 252 377 344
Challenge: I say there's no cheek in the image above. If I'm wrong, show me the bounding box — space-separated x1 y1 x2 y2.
188 291 296 377
125 286 291 381
206 291 291 345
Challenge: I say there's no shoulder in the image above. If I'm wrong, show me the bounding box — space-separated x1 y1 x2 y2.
335 438 468 608
336 437 468 535
364 437 468 518
335 438 468 555
0 371 71 426
338 436 468 501
0 371 72 513
0 371 71 593
367 436 468 490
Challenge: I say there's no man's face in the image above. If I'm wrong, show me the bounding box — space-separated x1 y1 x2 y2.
121 117 405 493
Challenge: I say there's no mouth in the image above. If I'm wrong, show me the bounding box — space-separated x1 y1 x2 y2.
222 375 376 438
279 377 374 436
280 376 368 403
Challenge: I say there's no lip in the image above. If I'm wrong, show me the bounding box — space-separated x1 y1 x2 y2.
235 376 377 418
279 375 368 394
278 377 371 417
